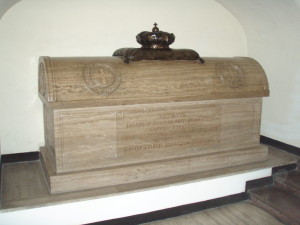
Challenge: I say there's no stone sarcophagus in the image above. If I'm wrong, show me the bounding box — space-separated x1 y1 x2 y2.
39 25 269 194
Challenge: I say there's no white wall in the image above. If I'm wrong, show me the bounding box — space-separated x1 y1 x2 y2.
0 0 246 154
217 0 300 148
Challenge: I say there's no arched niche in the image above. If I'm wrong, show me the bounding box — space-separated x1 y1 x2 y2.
0 0 247 154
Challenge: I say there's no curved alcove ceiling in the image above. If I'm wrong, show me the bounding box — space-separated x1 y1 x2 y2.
0 0 20 19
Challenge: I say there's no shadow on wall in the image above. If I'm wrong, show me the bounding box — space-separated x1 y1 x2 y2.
0 0 21 19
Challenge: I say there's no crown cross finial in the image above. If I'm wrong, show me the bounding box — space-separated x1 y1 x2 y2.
152 22 159 32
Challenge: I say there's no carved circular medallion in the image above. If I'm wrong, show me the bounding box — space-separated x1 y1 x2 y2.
83 64 121 95
216 62 244 88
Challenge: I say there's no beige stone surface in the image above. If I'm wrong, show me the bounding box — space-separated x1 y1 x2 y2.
39 57 269 108
38 57 270 193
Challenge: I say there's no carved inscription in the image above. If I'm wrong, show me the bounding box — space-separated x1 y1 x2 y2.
117 105 221 156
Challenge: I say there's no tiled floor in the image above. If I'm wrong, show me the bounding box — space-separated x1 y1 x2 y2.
143 201 284 225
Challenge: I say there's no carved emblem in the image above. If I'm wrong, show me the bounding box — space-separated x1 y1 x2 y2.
216 62 244 88
83 64 121 95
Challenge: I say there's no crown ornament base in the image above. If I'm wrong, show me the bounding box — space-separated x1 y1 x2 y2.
113 48 205 64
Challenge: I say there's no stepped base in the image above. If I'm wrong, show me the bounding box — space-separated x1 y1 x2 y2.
249 186 300 225
41 145 268 194
275 171 300 198
2 147 298 212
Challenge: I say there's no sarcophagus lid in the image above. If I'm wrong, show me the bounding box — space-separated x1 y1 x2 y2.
39 24 269 109
39 56 269 109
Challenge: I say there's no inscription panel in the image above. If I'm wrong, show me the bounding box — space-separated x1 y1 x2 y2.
49 98 263 173
117 105 221 157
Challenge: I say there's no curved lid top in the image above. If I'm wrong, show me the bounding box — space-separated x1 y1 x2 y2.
38 56 269 109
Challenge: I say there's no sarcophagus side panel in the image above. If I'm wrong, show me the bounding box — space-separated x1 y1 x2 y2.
48 98 262 173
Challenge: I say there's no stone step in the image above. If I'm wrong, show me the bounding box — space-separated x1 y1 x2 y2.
275 170 300 198
249 186 300 225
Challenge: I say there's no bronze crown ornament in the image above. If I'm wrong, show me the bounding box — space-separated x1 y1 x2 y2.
136 23 175 49
113 23 205 64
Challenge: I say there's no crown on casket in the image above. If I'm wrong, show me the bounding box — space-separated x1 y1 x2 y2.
136 23 175 49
